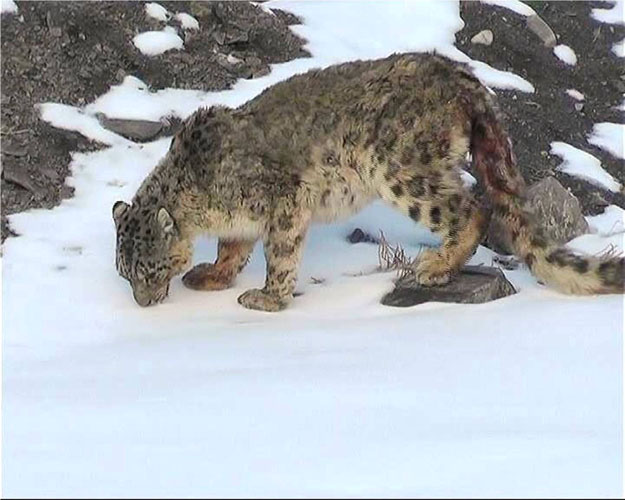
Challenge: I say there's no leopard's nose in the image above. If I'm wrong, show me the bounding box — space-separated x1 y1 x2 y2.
133 289 154 307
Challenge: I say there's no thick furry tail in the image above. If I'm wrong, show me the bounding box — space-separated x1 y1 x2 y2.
470 98 624 295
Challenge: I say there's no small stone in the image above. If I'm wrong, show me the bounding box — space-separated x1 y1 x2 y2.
224 29 249 45
471 29 493 46
226 54 243 64
2 165 38 194
251 65 271 78
97 115 163 142
347 228 379 244
212 30 226 45
215 53 252 78
526 14 557 48
381 266 516 307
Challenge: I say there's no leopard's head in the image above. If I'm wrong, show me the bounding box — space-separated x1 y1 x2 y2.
113 201 192 307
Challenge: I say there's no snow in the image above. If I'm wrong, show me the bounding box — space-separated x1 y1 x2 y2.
550 141 622 193
0 0 17 14
133 27 184 56
145 2 169 22
566 89 584 101
174 12 199 30
478 0 535 17
586 205 625 236
592 0 625 25
460 169 477 188
613 38 625 57
588 122 625 160
38 103 133 147
3 1 622 497
87 75 206 121
553 44 577 66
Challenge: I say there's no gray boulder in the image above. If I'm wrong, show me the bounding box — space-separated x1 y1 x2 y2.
487 176 589 254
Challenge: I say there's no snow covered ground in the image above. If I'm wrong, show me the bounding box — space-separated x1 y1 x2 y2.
550 141 621 193
553 44 577 66
2 1 623 497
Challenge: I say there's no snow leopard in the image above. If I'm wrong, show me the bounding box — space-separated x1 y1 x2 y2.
113 52 624 311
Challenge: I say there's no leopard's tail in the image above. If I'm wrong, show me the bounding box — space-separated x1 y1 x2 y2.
468 93 624 295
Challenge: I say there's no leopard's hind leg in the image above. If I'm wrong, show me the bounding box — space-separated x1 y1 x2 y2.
379 164 490 285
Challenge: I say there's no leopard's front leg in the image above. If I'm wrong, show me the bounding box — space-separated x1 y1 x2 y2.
183 238 255 291
238 206 310 312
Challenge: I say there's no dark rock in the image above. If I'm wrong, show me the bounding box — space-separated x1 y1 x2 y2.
487 177 589 254
381 265 517 307
347 228 379 244
97 115 163 142
2 164 38 195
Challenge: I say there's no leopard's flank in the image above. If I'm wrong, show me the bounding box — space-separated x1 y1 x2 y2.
113 53 624 311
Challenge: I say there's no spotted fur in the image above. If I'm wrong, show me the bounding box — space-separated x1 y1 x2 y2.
113 52 624 310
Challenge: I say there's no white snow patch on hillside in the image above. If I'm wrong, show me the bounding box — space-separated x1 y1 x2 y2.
566 89 584 101
4 1 622 497
479 0 535 16
87 75 205 121
1 0 17 14
614 38 625 56
133 27 184 56
586 205 625 236
38 103 133 147
550 141 621 192
145 2 169 22
592 0 625 24
174 12 199 30
276 0 535 93
588 122 625 160
553 44 577 65
462 57 534 92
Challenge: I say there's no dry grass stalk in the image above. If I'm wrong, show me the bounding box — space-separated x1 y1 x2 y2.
377 231 416 280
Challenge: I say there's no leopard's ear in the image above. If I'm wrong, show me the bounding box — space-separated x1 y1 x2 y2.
157 207 175 234
112 201 130 223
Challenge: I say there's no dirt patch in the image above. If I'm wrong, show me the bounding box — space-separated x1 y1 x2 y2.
1 0 308 240
456 0 625 215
